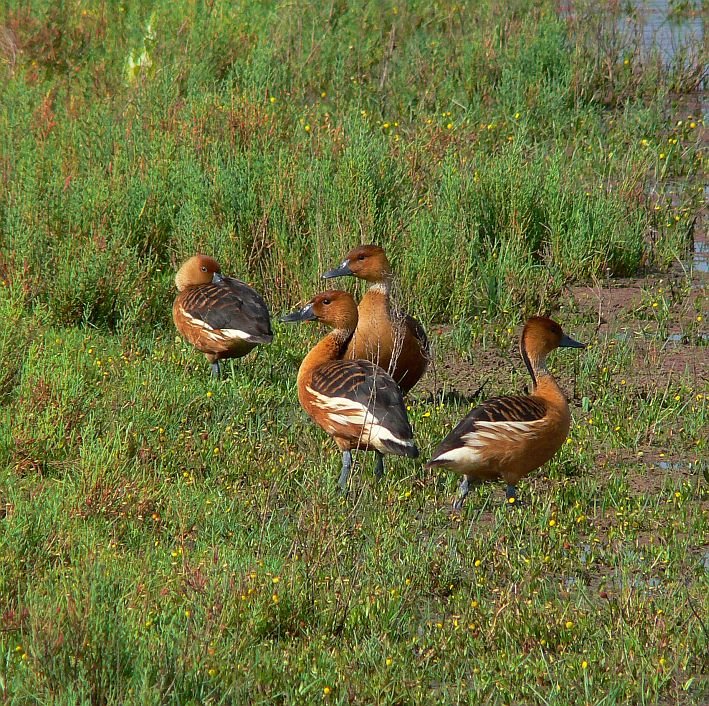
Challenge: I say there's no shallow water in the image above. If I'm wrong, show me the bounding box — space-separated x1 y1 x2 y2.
693 239 709 273
618 0 704 71
665 332 709 343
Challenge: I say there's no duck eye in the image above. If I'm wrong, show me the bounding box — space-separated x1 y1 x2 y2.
323 298 331 305
201 266 207 272
357 254 365 261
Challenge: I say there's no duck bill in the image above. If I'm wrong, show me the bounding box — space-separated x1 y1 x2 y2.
280 303 317 323
559 334 586 349
212 272 224 284
321 260 352 279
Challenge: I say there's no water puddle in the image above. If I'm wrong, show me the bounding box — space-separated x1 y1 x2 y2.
602 573 665 594
617 1 704 70
613 331 707 344
666 332 709 344
579 543 592 565
693 239 709 273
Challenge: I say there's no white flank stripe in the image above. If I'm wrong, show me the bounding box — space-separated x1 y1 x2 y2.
306 386 412 451
181 308 255 341
181 308 213 330
219 328 257 341
459 419 545 445
433 418 545 468
434 447 483 466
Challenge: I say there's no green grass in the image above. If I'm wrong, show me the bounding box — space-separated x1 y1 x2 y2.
0 0 707 703
0 309 706 704
1 0 704 328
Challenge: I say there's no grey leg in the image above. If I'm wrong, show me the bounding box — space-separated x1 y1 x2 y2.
506 484 519 505
338 450 352 492
374 451 385 480
210 361 221 378
452 476 470 510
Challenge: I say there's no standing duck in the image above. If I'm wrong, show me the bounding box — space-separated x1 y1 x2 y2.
173 255 273 377
426 317 585 509
321 245 429 395
282 289 418 490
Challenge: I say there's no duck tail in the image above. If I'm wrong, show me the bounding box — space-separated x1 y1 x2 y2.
381 439 419 458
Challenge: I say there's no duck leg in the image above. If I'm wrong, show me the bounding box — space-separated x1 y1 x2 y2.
338 450 353 492
374 451 385 480
210 361 221 378
506 484 520 505
452 476 471 510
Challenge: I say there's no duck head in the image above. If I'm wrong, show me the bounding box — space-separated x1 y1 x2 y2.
175 255 223 291
322 245 392 283
521 316 585 381
281 290 359 331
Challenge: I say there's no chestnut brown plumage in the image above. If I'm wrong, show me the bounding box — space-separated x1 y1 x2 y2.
282 290 418 491
321 245 429 394
426 317 585 508
173 255 272 377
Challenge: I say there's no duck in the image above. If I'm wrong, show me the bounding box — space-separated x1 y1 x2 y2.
426 317 585 509
173 255 273 377
321 245 429 395
282 289 419 490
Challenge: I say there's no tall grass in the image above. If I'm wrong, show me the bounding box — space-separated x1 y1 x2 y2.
1 0 702 332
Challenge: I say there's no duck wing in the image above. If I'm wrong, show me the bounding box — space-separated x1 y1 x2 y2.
427 396 547 466
308 360 418 457
180 278 273 343
404 313 430 354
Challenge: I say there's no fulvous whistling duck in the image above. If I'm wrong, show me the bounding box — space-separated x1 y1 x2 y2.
426 317 585 509
173 255 273 377
281 289 419 490
321 245 429 395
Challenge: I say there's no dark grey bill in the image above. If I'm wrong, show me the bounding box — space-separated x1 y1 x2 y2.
559 334 586 349
280 303 317 323
321 261 352 279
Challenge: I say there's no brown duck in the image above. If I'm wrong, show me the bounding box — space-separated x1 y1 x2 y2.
173 255 272 377
426 317 585 508
322 245 429 395
282 289 418 490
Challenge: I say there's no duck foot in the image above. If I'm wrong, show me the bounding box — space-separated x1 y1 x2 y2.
374 451 384 480
338 450 352 493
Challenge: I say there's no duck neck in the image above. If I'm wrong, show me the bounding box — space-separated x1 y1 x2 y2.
298 328 354 385
520 336 548 392
360 277 394 321
522 345 569 413
366 276 393 297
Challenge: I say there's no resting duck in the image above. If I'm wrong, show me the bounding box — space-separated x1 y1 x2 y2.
173 255 273 377
282 289 418 490
322 245 429 395
426 317 585 508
